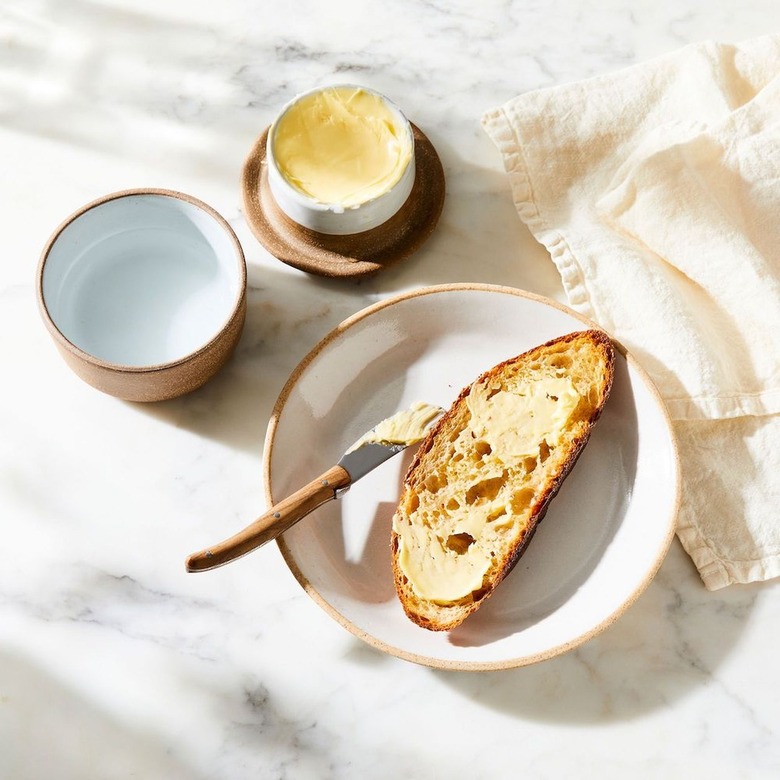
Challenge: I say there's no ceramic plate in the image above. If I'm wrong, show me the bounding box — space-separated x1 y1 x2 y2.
265 284 680 670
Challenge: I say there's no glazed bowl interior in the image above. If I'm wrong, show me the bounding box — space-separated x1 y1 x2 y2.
41 192 244 367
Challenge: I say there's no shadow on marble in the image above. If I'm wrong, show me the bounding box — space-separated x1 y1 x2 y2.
434 542 758 722
377 134 565 301
0 0 287 189
0 650 204 780
126 261 369 456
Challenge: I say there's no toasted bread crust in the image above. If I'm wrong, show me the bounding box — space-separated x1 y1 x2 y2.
391 330 615 631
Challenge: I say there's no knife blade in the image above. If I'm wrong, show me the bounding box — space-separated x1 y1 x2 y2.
185 402 442 572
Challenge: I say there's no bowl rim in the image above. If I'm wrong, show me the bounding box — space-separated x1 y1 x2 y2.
36 187 247 374
266 83 415 214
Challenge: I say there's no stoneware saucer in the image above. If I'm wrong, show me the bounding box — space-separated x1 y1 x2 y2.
37 188 247 402
241 124 446 278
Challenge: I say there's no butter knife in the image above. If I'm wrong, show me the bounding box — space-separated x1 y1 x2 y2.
185 402 442 572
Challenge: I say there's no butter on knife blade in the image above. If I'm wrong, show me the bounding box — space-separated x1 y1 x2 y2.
346 401 443 452
186 401 443 573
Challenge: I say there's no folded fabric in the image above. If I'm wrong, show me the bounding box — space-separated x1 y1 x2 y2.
483 36 780 589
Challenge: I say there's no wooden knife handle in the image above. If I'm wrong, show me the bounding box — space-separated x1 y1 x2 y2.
185 464 351 572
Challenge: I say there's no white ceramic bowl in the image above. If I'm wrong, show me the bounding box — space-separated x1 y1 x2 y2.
37 189 247 401
266 85 416 235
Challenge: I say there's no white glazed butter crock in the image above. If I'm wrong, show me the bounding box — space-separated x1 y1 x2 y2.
266 85 416 236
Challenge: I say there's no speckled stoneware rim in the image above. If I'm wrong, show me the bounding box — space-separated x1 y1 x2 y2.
264 283 681 672
37 188 247 376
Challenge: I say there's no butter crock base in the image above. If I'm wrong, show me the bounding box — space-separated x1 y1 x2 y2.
241 124 445 279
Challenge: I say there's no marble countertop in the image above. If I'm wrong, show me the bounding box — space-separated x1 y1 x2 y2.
2 1 780 777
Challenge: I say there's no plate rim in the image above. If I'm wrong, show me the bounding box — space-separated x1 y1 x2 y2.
264 283 681 671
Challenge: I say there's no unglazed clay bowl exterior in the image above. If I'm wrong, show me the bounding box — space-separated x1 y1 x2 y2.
37 189 247 402
266 85 416 235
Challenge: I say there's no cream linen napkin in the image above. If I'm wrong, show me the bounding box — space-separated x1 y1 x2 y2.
482 36 780 589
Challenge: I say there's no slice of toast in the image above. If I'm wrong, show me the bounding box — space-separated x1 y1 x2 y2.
391 330 615 631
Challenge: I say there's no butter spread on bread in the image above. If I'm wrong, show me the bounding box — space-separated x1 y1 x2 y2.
391 330 615 631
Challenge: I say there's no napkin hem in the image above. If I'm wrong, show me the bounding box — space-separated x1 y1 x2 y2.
676 516 780 590
481 107 603 324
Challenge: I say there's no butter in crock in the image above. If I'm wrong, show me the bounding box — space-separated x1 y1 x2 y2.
271 86 413 208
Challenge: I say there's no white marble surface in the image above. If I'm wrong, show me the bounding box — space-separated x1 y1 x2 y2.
2 1 780 777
